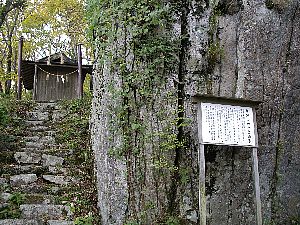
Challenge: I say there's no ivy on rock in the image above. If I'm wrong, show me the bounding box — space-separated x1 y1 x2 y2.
87 0 192 223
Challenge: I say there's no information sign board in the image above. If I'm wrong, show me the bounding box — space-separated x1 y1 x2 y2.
200 103 256 147
193 95 262 225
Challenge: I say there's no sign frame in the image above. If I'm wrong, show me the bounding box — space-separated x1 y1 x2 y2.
192 95 262 225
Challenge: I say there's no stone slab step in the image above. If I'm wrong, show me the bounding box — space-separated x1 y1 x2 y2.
51 111 66 121
0 219 39 225
10 174 38 186
25 120 45 126
11 183 55 195
25 142 46 149
20 204 72 220
42 175 73 185
0 165 47 176
27 126 50 132
48 221 73 225
33 102 60 111
24 194 56 205
24 136 55 144
0 178 8 185
19 147 50 152
15 152 41 164
42 154 64 167
27 112 49 121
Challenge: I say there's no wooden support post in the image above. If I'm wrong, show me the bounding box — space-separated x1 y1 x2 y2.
252 147 262 225
77 44 83 98
33 64 38 100
17 36 23 100
198 144 206 225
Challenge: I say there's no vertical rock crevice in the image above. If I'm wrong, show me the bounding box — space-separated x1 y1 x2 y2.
168 0 190 215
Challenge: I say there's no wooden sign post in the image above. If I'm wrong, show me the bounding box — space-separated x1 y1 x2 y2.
193 95 262 225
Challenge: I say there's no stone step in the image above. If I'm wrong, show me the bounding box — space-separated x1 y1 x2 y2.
10 174 38 186
15 152 41 164
48 221 73 225
0 192 11 204
18 148 73 158
25 142 46 149
0 219 39 225
33 102 60 111
25 120 45 127
26 111 49 121
0 178 8 185
24 194 56 205
51 111 66 121
42 154 64 167
10 183 57 195
42 175 74 185
20 204 72 220
0 165 47 177
1 192 56 205
23 131 56 139
23 136 55 144
27 126 51 132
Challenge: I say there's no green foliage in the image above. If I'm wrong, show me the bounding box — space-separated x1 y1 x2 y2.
265 0 275 9
22 0 89 59
55 95 100 223
87 0 190 221
9 192 26 206
0 103 9 126
165 216 180 225
0 94 34 149
0 192 26 219
56 95 91 157
87 0 180 160
74 214 94 225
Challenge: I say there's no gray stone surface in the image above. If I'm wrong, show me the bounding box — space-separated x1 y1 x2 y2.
91 0 300 224
0 219 39 225
52 111 66 121
0 193 11 202
0 178 7 185
25 120 44 126
48 166 67 174
42 175 70 185
25 142 45 149
47 221 73 225
40 136 55 143
28 126 49 132
27 111 49 121
34 102 60 111
10 174 37 186
42 154 64 167
14 152 41 164
20 204 72 220
23 136 40 142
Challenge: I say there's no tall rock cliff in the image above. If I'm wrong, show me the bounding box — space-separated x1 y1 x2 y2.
89 0 300 224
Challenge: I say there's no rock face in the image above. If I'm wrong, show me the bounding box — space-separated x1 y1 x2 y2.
90 0 300 224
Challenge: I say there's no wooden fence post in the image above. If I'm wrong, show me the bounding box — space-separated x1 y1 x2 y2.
252 147 263 225
199 144 206 225
17 36 23 100
77 44 83 98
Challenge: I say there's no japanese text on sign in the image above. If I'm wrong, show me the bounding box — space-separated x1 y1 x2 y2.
201 103 256 147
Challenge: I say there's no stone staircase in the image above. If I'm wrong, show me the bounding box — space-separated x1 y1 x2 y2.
0 102 75 225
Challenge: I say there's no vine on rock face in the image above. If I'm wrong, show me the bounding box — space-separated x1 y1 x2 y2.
87 0 189 222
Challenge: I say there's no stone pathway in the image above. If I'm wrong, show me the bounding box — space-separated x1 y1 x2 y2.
0 103 74 225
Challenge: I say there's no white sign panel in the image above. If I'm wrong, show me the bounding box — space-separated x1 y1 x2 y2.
201 102 256 147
